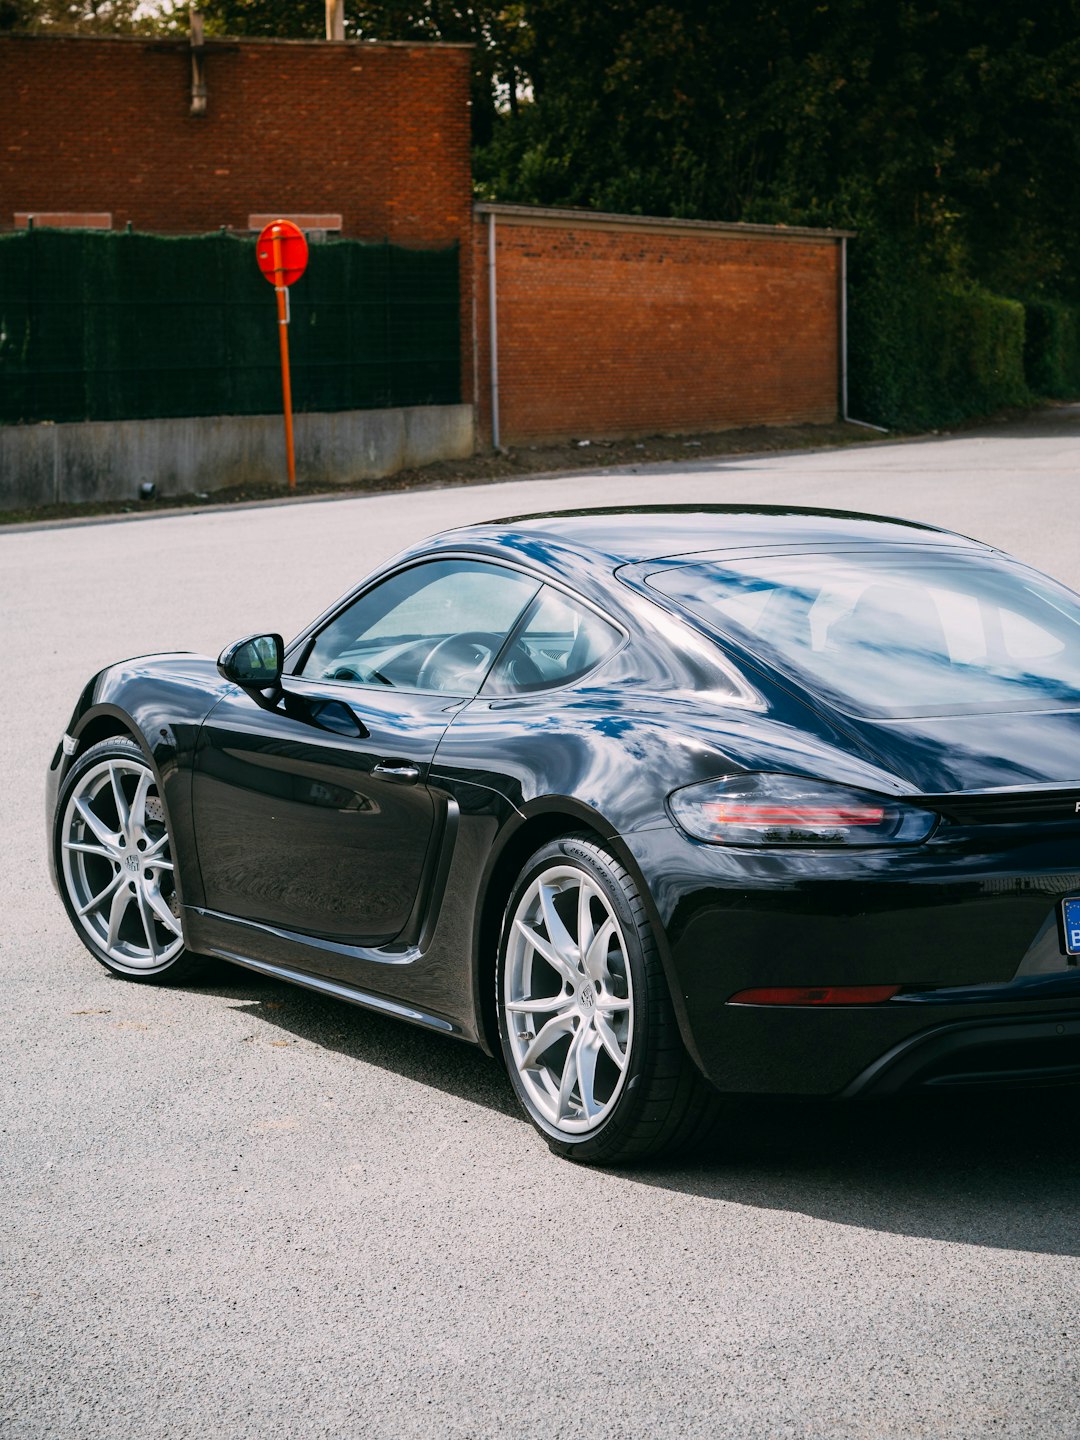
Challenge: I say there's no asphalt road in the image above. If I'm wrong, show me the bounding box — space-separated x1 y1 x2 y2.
3 408 1080 1439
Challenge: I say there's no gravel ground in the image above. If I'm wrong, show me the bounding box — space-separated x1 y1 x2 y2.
2 406 1079 1439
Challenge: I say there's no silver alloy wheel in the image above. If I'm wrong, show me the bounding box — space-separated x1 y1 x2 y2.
504 863 635 1134
60 755 184 973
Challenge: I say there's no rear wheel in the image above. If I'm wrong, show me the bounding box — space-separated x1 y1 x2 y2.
55 736 205 982
497 834 723 1164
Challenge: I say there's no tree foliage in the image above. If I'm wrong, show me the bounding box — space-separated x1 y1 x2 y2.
1 0 160 32
192 0 322 38
477 1 1080 302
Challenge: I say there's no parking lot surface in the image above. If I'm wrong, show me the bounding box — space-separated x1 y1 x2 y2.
3 409 1079 1439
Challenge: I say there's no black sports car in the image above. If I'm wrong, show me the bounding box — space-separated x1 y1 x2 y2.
48 506 1080 1163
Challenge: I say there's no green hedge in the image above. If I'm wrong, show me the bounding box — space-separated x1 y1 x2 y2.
848 239 1030 430
0 229 461 426
1022 298 1080 398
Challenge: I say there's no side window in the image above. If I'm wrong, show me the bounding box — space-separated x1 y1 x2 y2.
482 586 622 696
300 559 540 695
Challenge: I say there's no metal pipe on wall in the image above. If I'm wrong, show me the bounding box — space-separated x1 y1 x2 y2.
840 236 848 421
487 211 501 451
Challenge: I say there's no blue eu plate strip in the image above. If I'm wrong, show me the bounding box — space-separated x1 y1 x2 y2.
1063 897 1080 956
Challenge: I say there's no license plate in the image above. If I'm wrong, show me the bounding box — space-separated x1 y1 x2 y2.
1064 898 1080 956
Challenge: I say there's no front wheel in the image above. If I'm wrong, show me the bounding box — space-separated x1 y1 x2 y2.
497 834 723 1164
54 736 206 983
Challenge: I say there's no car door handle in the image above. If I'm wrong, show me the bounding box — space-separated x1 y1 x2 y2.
372 761 421 784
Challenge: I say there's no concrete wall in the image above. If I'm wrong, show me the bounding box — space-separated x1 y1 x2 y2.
0 405 474 508
474 205 847 446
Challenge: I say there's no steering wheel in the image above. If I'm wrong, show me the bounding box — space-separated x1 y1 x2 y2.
416 631 504 692
416 631 546 693
496 642 544 690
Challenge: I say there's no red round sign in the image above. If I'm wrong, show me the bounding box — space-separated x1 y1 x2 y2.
256 219 309 287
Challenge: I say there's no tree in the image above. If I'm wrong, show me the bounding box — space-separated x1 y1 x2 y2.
475 0 1080 299
195 0 322 39
2 0 161 31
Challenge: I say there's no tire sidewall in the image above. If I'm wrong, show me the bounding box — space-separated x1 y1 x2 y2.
496 835 663 1163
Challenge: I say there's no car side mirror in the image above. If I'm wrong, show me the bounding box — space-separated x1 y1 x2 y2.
217 633 284 690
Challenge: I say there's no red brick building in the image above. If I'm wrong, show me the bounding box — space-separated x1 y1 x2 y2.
0 33 850 453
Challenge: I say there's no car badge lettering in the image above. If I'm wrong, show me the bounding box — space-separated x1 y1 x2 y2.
126 854 140 873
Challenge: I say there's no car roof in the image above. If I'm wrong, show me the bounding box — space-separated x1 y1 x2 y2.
444 505 988 569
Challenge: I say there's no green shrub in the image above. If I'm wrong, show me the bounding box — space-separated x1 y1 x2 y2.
0 229 461 425
848 232 1030 430
1022 298 1080 398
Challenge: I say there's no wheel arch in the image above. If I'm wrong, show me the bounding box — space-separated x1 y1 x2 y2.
71 706 145 758
471 797 672 1059
55 705 160 811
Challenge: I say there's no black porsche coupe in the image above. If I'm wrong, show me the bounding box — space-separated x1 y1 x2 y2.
48 506 1080 1162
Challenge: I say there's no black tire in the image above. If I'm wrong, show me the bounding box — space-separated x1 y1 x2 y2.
496 833 724 1164
53 735 209 984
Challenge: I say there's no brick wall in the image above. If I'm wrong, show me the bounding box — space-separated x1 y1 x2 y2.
0 35 472 244
475 206 844 445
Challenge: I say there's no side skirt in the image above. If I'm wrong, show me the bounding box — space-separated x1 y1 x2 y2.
205 946 467 1038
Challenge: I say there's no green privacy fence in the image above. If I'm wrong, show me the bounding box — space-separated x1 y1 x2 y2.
0 229 461 425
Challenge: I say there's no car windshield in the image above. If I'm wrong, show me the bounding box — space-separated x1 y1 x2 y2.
645 548 1080 718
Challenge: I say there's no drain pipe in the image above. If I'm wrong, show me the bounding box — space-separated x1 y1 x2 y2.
840 235 848 420
840 235 889 433
487 211 502 452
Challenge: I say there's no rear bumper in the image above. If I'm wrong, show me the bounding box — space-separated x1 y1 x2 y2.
680 992 1080 1096
843 1010 1080 1096
622 822 1080 1097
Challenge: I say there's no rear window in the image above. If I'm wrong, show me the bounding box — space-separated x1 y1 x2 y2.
645 550 1080 718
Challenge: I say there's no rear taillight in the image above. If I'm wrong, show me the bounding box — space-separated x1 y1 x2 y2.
668 773 936 847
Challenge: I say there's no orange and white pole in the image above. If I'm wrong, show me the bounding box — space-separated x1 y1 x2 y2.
271 229 297 492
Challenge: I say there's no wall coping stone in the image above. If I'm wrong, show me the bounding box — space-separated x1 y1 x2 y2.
474 202 854 242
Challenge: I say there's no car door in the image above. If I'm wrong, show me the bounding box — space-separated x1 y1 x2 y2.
190 557 541 955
